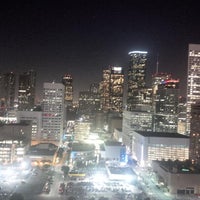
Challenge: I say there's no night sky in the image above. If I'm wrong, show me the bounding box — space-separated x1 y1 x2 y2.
0 1 200 101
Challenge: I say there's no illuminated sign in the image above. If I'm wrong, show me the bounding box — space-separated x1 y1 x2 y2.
128 51 148 55
112 66 122 72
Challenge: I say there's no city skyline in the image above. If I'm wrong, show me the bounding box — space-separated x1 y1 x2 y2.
0 1 200 100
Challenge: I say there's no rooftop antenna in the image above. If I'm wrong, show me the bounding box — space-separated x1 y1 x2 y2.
156 53 159 74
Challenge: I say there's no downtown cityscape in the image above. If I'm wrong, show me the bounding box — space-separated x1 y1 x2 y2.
1 1 200 200
1 44 200 200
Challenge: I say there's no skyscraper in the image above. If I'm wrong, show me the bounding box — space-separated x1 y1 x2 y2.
189 103 200 164
78 83 100 117
99 66 124 113
62 74 73 107
0 72 16 116
99 68 110 112
127 51 148 111
153 77 180 132
18 70 36 111
186 44 200 135
41 82 65 144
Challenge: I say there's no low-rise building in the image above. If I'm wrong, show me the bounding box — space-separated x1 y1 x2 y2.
129 131 189 166
100 141 126 163
152 160 200 195
0 122 31 163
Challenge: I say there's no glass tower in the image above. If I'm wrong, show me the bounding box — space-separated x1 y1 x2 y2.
186 44 200 135
99 66 124 113
127 51 148 111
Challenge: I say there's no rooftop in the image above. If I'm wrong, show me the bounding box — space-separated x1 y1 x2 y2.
136 131 189 138
104 141 124 146
153 160 200 174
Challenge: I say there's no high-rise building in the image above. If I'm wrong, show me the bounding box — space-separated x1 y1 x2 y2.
177 96 187 135
152 73 172 96
127 51 148 111
186 44 200 135
0 72 16 116
18 70 36 111
189 103 200 164
62 74 73 107
152 75 180 133
99 66 124 113
99 68 111 112
78 83 100 117
41 82 65 144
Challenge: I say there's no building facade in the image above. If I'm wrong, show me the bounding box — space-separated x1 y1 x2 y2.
0 72 16 116
18 70 36 111
127 51 148 111
124 130 189 167
186 44 200 135
41 82 65 144
99 66 124 113
78 83 100 117
152 160 200 195
17 110 43 144
62 74 73 107
189 103 200 164
153 78 180 133
0 123 32 163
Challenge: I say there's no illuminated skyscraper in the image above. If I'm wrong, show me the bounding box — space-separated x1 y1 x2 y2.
127 51 148 111
99 66 124 113
189 103 200 163
186 44 200 135
41 82 65 144
153 77 180 132
18 70 36 111
0 72 16 115
99 68 110 112
152 73 172 95
78 83 100 117
62 74 73 107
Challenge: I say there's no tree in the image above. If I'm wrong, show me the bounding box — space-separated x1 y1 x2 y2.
61 165 70 177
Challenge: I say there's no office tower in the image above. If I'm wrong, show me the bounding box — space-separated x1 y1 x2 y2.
177 96 187 134
153 77 180 132
99 66 124 113
18 70 36 111
110 66 124 112
41 82 65 144
62 74 73 107
78 83 100 117
99 68 110 112
189 103 200 164
152 73 172 96
127 51 148 111
186 44 200 135
78 91 94 117
17 110 42 144
0 72 16 116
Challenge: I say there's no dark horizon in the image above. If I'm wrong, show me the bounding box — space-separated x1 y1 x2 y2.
0 1 200 101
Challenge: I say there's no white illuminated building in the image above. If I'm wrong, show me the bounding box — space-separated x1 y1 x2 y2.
186 44 200 135
131 131 189 167
41 82 65 144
